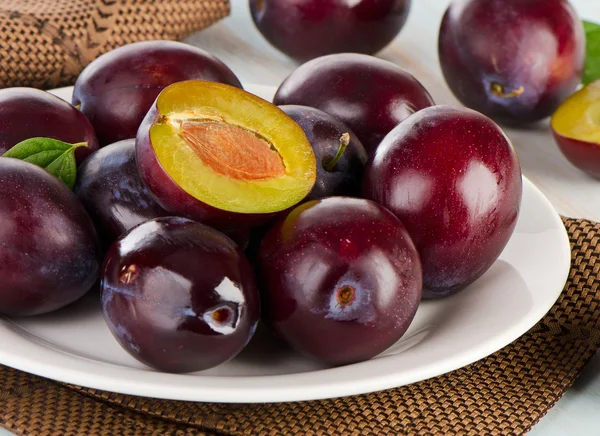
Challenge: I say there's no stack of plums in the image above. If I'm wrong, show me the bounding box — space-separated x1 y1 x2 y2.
0 0 585 373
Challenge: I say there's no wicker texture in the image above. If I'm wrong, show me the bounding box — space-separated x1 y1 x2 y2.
0 0 230 89
1 217 600 435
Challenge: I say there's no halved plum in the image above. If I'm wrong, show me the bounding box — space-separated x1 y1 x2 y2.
136 80 317 232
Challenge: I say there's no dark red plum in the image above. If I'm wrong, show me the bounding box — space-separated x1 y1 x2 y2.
258 197 422 366
250 0 411 62
438 0 585 124
274 53 434 156
0 88 98 164
73 40 242 146
0 158 100 316
74 139 169 246
279 105 367 200
101 217 260 373
363 106 522 298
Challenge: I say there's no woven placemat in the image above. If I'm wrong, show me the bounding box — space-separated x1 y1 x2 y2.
0 0 230 89
1 216 600 436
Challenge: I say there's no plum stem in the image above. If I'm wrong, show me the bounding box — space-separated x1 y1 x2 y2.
324 133 350 172
490 82 525 98
72 141 89 149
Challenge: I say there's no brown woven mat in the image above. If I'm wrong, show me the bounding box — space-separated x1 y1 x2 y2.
1 216 600 436
0 0 230 89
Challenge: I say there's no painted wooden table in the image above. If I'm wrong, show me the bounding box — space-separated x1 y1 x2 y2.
2 0 600 434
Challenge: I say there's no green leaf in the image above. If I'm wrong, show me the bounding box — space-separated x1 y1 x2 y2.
2 138 87 189
583 20 600 85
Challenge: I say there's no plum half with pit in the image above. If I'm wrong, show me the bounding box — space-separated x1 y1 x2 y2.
101 217 260 373
73 40 242 146
258 197 422 366
75 139 169 245
438 0 585 124
136 80 316 232
279 105 367 200
0 87 98 164
250 0 411 62
551 80 600 178
363 106 522 298
0 158 100 316
274 53 434 156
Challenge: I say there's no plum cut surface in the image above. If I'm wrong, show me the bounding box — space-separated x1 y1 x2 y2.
137 80 316 216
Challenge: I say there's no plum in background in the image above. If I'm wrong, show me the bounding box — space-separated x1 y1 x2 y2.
274 53 434 156
250 0 411 62
101 217 260 373
279 105 367 200
73 40 243 146
438 0 585 124
258 197 422 366
363 106 522 298
75 139 169 246
0 158 100 316
0 88 98 164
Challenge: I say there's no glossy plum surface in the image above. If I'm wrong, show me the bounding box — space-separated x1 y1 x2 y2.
73 41 242 146
0 158 100 316
258 197 422 366
250 0 411 62
280 105 367 200
274 53 434 156
363 106 522 298
74 139 169 246
0 88 98 164
438 0 585 124
101 217 260 373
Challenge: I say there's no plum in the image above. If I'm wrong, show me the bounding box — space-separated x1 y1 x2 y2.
73 41 242 146
551 81 600 178
0 88 98 164
101 217 260 373
438 0 585 124
273 53 434 156
363 106 522 298
258 197 422 366
136 80 316 232
279 105 367 200
250 0 411 62
0 158 100 316
74 139 169 245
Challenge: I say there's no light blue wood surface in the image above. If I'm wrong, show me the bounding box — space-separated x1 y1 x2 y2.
1 0 599 434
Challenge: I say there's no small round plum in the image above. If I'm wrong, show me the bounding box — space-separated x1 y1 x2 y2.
73 40 242 146
250 0 411 62
101 217 260 373
0 158 100 316
258 197 422 366
363 106 522 298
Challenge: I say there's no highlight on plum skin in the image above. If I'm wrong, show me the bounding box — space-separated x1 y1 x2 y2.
101 217 260 373
257 197 423 367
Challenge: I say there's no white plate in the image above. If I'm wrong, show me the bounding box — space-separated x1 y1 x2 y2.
0 85 570 404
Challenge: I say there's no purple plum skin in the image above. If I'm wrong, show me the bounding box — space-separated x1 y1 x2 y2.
250 0 411 62
258 197 422 366
279 105 368 201
273 53 434 156
0 88 98 164
438 0 585 124
0 158 100 316
73 40 242 146
74 139 169 246
101 217 260 373
363 106 522 298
